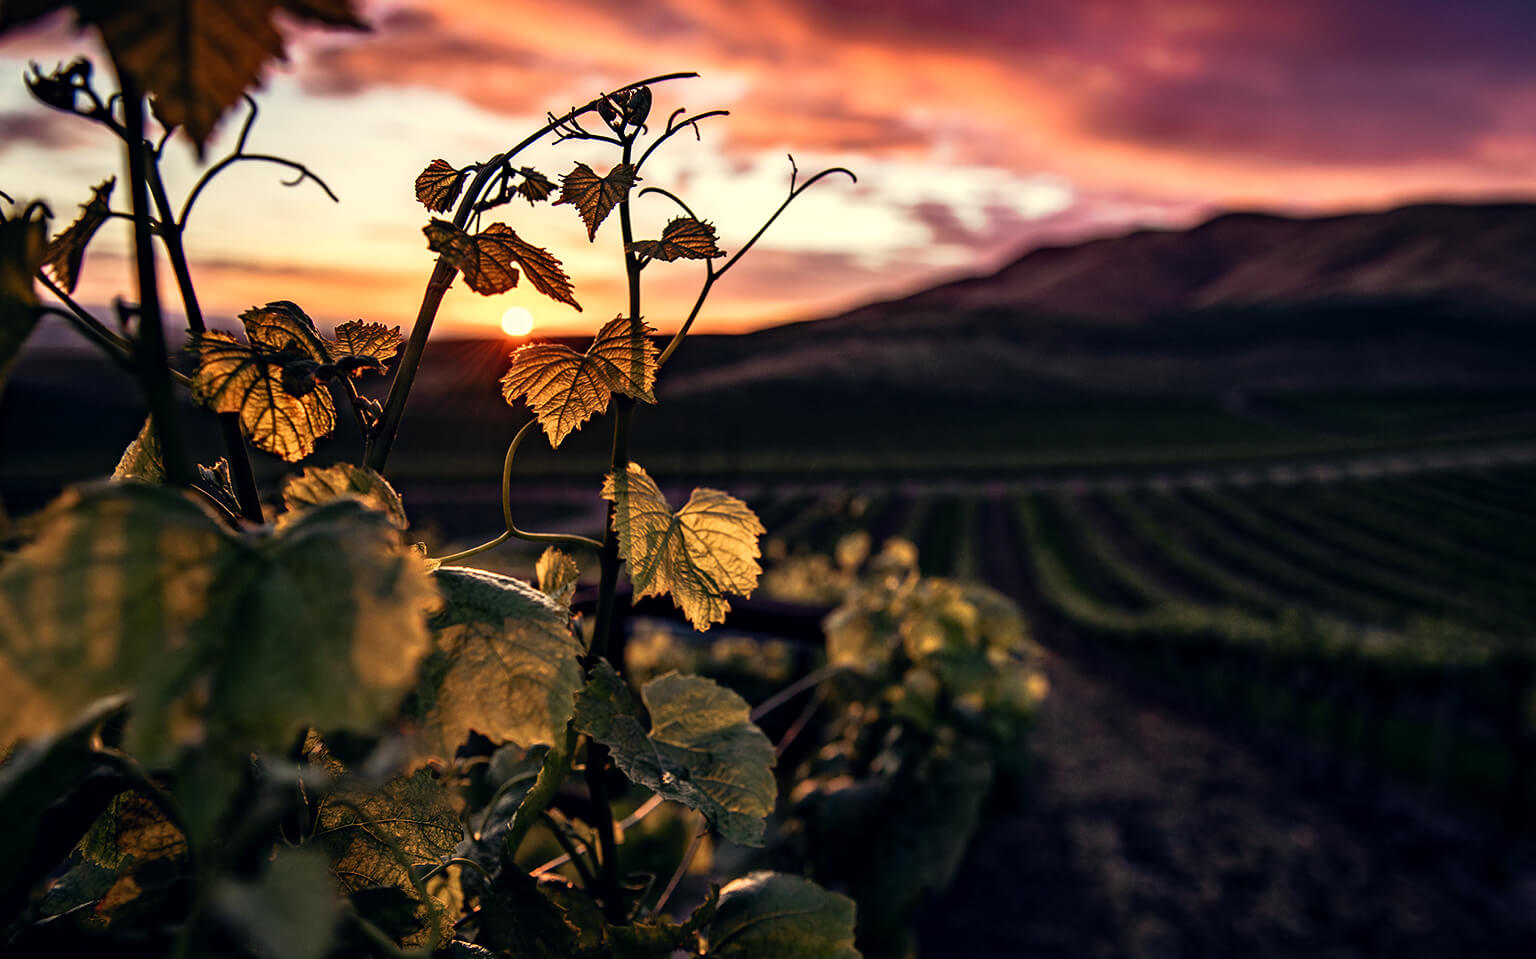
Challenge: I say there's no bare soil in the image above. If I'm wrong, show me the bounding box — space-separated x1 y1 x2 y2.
916 494 1536 959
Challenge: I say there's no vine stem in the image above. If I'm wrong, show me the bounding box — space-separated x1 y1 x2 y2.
651 163 856 371
431 419 602 565
116 65 192 488
142 149 263 522
365 72 699 475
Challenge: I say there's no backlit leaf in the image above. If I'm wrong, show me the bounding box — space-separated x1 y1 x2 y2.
497 228 580 311
515 167 555 204
282 463 407 529
42 177 112 293
113 417 164 483
241 299 328 355
0 2 367 153
555 162 637 240
629 217 725 262
195 458 241 517
535 547 579 607
423 218 516 296
0 200 47 388
315 768 460 939
500 316 657 448
705 872 859 959
601 464 764 631
0 484 437 761
414 158 465 213
192 330 337 461
328 319 402 373
574 663 776 846
412 566 585 761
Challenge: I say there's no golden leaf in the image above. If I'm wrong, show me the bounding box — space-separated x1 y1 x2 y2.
555 161 637 240
601 464 765 630
413 158 465 213
0 1 368 153
499 315 656 448
629 216 726 262
414 566 585 759
328 319 402 374
535 547 580 607
42 178 113 293
282 463 407 529
496 227 581 311
191 330 337 461
423 218 516 295
515 166 555 204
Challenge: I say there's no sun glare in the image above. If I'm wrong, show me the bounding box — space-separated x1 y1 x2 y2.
500 305 535 337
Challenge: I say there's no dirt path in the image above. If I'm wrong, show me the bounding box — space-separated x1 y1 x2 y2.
916 496 1536 958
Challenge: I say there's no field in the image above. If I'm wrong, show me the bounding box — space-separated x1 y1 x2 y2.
5 344 1536 956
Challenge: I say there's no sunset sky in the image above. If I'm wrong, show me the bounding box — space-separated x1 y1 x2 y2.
3 0 1535 339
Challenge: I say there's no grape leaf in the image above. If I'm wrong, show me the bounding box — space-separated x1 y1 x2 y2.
241 299 328 354
315 769 461 896
192 330 337 461
500 316 657 448
499 229 581 311
555 162 637 240
535 547 579 607
113 417 164 483
412 566 585 761
573 663 776 846
1 200 47 388
704 872 859 959
414 158 465 213
328 319 402 372
0 484 437 762
629 217 726 262
515 167 555 204
42 177 112 293
195 458 242 517
0 2 367 153
601 464 764 631
282 463 407 529
422 219 510 295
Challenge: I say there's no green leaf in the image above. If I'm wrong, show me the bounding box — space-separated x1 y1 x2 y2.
705 872 859 959
0 696 127 905
535 547 579 607
414 158 465 213
214 848 340 959
41 177 112 293
610 888 715 959
282 463 408 529
601 464 764 630
0 2 367 153
470 869 584 959
0 484 437 761
555 162 637 240
574 663 776 846
315 769 461 897
1 199 48 389
500 316 657 448
112 417 165 483
412 566 584 761
628 217 726 262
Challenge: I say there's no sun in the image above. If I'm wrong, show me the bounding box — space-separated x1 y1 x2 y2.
500 305 535 337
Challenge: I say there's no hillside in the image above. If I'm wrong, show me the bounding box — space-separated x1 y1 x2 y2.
661 202 1536 397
